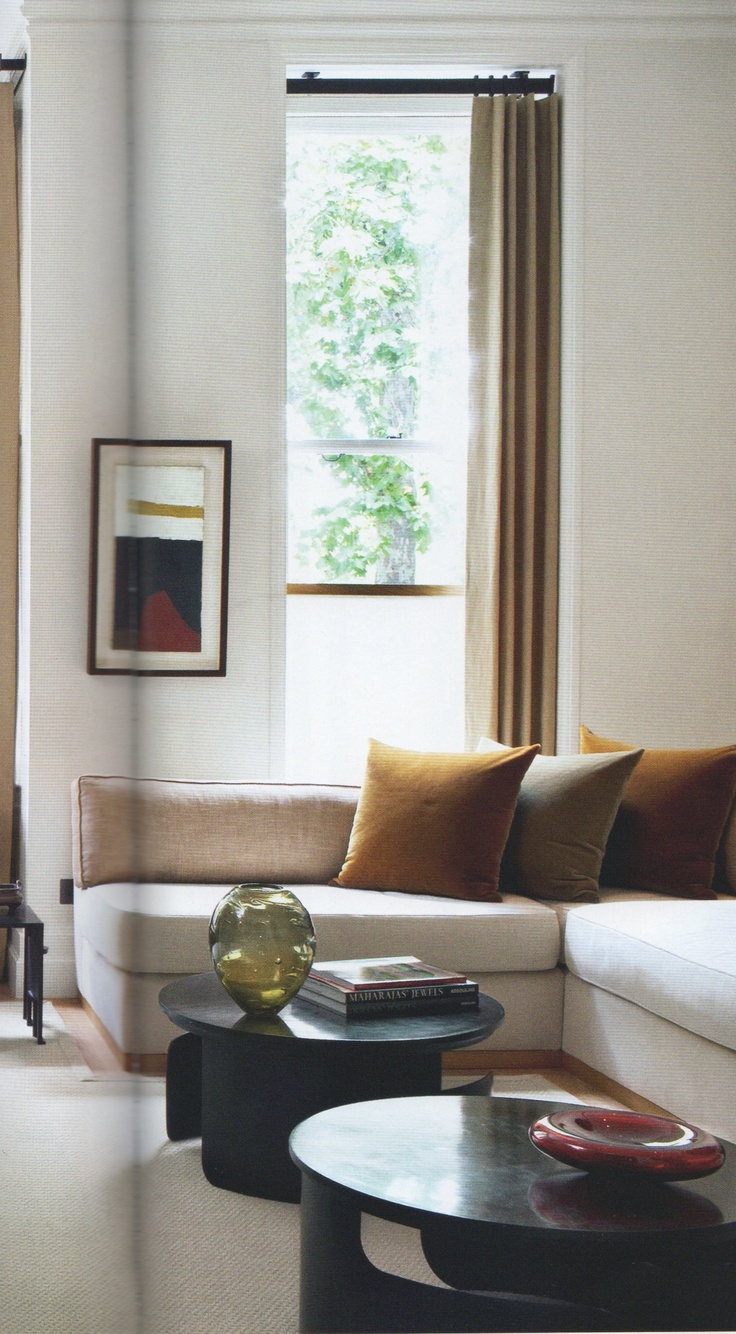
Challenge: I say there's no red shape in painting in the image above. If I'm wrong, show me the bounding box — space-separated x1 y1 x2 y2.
138 590 201 652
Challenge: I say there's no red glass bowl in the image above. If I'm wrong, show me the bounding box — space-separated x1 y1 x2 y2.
529 1108 725 1181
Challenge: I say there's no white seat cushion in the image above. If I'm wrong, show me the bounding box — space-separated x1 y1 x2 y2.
548 888 696 961
75 882 561 977
564 899 736 1052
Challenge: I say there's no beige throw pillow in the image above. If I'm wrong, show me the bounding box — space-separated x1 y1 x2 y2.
331 738 539 902
476 740 643 902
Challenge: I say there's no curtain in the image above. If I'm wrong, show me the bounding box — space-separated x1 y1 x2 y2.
0 82 20 883
466 92 561 754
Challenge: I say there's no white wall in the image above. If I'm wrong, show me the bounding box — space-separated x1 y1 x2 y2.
17 0 736 994
578 37 736 746
15 0 133 996
132 18 286 780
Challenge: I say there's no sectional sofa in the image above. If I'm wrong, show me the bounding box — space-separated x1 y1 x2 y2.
71 737 736 1142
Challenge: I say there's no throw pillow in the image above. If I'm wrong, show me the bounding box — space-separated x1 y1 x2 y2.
580 725 736 898
715 799 736 895
477 740 643 902
331 738 539 902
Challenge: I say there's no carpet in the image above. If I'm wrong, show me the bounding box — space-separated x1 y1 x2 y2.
0 1000 579 1334
494 1070 583 1101
0 1000 88 1072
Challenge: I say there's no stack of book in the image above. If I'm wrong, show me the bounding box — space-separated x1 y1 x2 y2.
0 882 22 911
299 955 479 1019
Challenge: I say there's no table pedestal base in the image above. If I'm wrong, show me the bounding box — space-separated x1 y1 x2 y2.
166 1032 491 1202
299 1177 613 1333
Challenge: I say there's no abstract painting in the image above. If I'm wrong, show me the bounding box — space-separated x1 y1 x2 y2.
89 440 231 675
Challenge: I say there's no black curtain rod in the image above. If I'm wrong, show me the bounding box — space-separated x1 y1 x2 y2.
0 54 27 89
287 71 555 97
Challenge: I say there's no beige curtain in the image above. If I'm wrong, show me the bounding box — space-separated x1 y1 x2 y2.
0 82 20 882
466 92 560 754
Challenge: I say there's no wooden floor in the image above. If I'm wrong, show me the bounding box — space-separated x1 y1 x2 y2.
54 997 129 1075
8 992 645 1108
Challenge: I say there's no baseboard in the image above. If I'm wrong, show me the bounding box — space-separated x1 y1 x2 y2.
80 998 168 1074
446 1049 673 1115
561 1052 672 1116
77 1011 562 1080
443 1049 562 1073
69 1003 673 1111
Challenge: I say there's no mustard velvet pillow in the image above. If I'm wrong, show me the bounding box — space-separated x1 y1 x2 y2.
477 740 643 902
331 738 539 902
580 725 736 898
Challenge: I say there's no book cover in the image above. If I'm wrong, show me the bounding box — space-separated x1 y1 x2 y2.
301 976 479 1006
308 955 467 992
299 988 479 1019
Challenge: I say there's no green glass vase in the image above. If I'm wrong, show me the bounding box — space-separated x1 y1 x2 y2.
208 883 316 1015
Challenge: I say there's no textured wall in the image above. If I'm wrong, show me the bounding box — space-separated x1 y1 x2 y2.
18 2 133 995
578 38 736 746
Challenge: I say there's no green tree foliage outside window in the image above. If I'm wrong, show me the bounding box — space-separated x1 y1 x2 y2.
287 136 447 583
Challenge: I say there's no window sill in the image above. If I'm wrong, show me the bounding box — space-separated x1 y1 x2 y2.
286 584 464 597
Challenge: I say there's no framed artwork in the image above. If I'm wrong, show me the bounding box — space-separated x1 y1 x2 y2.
88 439 231 675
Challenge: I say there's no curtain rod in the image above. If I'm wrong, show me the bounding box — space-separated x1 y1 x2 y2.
287 71 555 96
0 54 26 90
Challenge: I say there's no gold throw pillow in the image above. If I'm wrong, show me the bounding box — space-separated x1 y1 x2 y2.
331 738 538 902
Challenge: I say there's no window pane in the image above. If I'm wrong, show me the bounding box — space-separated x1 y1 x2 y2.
286 130 468 586
285 595 465 783
288 447 463 584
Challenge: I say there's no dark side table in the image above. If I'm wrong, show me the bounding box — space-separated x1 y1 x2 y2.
289 1094 736 1334
159 972 504 1202
0 904 46 1043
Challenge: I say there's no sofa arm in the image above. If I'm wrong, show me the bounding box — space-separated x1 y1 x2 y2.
72 776 135 890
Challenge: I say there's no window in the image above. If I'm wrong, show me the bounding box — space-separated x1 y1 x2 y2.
285 92 470 781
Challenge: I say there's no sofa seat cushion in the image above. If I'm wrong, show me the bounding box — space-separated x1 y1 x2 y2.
548 889 688 961
76 882 561 977
564 900 736 1052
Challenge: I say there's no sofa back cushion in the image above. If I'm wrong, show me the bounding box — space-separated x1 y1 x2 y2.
72 776 359 889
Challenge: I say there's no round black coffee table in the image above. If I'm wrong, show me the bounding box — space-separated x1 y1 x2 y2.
159 972 504 1202
289 1094 736 1333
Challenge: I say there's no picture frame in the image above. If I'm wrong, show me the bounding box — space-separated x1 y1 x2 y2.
88 439 231 676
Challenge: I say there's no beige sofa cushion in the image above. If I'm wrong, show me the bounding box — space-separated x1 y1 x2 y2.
564 899 736 1052
72 777 359 889
75 882 562 976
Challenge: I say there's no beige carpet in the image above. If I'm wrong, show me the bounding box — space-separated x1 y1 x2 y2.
0 999 88 1072
0 1000 579 1334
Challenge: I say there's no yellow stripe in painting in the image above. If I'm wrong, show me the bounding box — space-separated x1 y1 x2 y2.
127 500 204 519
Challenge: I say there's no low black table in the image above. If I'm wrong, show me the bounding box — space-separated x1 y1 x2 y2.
159 972 504 1202
0 904 46 1043
289 1094 736 1333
